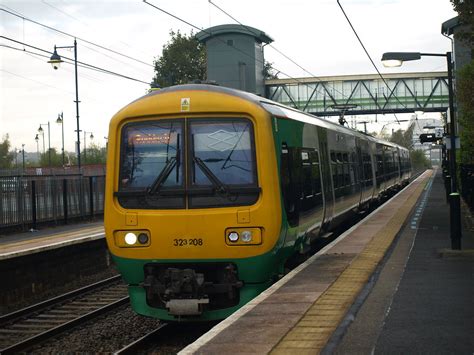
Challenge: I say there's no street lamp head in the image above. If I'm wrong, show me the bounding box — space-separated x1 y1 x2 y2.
38 125 43 133
381 52 422 67
90 133 94 140
35 134 39 142
56 114 63 124
48 48 63 70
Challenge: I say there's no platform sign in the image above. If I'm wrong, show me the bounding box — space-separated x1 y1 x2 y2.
435 128 444 138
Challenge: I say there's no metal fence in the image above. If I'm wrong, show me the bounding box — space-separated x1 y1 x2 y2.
0 175 105 230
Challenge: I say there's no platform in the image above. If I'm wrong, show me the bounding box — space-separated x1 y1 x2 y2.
180 169 474 354
0 222 104 260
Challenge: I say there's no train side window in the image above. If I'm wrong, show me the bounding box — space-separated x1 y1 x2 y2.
330 151 339 189
300 148 323 214
280 144 302 227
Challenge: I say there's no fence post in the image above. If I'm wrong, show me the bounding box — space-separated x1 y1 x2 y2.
63 178 68 224
89 176 94 219
31 180 37 230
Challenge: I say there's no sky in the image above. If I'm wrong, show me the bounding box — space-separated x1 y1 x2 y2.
0 0 457 156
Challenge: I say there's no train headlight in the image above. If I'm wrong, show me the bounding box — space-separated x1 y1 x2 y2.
241 230 253 243
138 233 149 244
125 232 137 245
228 231 239 243
114 230 151 248
225 228 262 246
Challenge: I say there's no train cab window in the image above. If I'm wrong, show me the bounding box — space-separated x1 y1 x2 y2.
188 118 259 208
116 118 259 210
117 120 185 209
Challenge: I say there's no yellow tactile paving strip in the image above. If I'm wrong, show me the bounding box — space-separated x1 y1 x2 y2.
271 171 433 354
0 225 104 259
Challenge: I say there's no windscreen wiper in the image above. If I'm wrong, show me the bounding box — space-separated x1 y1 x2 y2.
149 132 181 194
147 157 177 195
193 157 229 196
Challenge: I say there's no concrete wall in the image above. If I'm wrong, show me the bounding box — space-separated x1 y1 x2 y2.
0 239 113 314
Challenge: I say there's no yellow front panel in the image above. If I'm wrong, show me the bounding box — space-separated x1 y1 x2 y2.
104 89 282 260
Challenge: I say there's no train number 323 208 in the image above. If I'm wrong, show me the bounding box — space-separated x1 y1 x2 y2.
173 238 204 247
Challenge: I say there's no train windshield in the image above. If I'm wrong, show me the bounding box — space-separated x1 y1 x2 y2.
116 118 259 209
189 119 259 208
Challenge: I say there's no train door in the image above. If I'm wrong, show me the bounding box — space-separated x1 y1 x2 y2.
317 127 334 230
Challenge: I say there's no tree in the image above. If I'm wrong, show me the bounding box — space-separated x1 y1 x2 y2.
457 60 474 164
39 148 63 167
151 30 206 88
263 61 279 80
410 149 432 172
84 143 106 164
0 134 14 169
389 122 414 150
450 1 474 164
450 0 474 45
151 30 278 88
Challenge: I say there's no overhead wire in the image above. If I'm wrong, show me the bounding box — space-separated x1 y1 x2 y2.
336 0 405 124
0 36 150 85
207 0 348 98
0 7 154 68
1 44 104 83
142 0 349 116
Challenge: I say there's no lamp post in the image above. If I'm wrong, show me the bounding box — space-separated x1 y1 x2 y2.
48 39 81 172
22 144 25 172
83 131 94 164
56 112 65 167
382 51 462 249
34 134 40 162
38 122 51 170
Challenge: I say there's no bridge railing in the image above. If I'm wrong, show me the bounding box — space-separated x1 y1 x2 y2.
0 174 105 231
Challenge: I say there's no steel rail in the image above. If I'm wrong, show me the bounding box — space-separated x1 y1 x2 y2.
114 323 169 355
0 274 122 325
1 296 129 354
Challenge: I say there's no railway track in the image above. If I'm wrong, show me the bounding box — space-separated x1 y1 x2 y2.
0 275 128 354
114 323 169 354
114 322 217 354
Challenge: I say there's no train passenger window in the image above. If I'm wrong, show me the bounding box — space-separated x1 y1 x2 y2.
300 148 323 215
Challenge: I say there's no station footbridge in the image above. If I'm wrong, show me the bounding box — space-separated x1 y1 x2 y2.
265 71 449 117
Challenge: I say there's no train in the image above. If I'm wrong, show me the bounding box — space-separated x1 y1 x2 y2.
104 84 411 321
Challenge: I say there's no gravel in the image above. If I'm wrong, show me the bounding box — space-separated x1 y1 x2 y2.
30 305 216 354
32 305 160 353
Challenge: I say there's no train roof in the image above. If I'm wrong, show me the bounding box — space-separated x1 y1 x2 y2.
144 84 408 151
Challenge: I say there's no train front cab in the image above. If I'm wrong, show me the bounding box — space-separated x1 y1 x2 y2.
104 89 285 321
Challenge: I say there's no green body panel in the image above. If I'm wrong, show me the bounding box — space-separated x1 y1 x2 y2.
270 116 326 255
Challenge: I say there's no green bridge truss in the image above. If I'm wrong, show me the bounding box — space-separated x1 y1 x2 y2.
265 71 449 117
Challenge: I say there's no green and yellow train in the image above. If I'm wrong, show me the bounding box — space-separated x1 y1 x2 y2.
104 84 411 321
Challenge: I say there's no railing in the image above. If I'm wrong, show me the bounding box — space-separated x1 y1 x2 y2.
0 175 105 230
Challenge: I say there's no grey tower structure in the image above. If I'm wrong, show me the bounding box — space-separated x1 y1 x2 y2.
196 24 273 96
